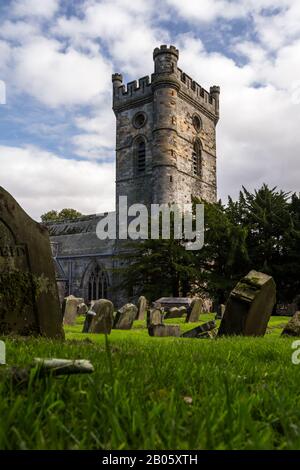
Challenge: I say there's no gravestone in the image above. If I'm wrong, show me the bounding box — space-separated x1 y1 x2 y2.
148 324 180 337
281 312 300 337
77 302 88 315
113 303 137 330
137 296 147 320
186 298 202 323
89 299 114 334
218 270 276 337
182 321 216 338
62 295 83 325
0 187 64 338
82 310 96 333
147 308 163 326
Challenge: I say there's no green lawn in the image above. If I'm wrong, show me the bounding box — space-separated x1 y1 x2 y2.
0 314 299 450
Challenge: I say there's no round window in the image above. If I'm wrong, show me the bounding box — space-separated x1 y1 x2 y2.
133 112 147 129
192 114 202 132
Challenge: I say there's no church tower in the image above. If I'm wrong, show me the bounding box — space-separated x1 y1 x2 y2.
112 45 220 213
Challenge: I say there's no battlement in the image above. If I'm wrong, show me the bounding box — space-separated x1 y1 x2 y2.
113 46 220 118
176 67 219 116
153 44 179 60
112 75 152 108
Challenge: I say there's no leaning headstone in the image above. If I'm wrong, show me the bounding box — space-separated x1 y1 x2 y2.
113 303 137 330
82 310 96 333
77 302 88 315
137 296 147 320
89 299 114 334
148 324 180 337
181 321 216 338
147 308 163 326
0 186 64 338
281 312 300 337
218 270 276 337
215 304 225 320
62 295 80 325
186 298 202 323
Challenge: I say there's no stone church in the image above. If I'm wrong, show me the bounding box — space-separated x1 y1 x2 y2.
47 45 220 307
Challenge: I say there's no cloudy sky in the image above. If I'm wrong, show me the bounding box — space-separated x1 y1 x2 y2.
0 0 299 220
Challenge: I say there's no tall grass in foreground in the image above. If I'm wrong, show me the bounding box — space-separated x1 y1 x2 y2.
0 315 299 450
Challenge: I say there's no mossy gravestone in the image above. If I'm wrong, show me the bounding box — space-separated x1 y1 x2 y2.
113 303 137 330
0 187 64 338
88 299 114 334
218 270 276 337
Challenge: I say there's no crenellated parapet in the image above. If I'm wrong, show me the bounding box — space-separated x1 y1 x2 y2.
112 74 153 111
112 45 220 120
176 67 219 121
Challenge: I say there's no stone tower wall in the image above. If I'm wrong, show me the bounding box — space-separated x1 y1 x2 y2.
112 45 220 214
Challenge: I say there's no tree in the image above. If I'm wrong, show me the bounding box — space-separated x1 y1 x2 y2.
115 213 199 302
118 184 300 305
41 208 83 223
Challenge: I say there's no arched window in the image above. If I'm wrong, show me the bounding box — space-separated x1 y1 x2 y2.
192 139 202 177
88 265 108 301
136 138 146 174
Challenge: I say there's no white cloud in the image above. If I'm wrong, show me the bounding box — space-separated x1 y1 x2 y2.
53 0 168 76
12 37 112 107
0 145 115 220
0 20 40 42
12 0 60 19
73 102 116 159
175 34 300 201
0 40 11 75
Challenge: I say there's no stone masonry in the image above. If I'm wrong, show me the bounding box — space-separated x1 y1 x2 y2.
48 45 220 307
113 44 220 213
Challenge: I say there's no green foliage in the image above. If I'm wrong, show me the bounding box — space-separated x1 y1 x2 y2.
118 184 300 304
41 208 83 223
0 315 298 450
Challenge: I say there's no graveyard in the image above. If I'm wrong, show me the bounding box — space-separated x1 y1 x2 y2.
1 313 300 450
1 3 300 456
1 181 300 451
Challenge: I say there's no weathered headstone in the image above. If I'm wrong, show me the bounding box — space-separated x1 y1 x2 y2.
77 302 88 315
0 187 64 338
62 295 81 325
147 308 163 326
148 324 180 337
218 270 276 337
113 303 137 330
137 296 147 320
181 321 216 338
89 299 114 334
186 298 202 323
281 312 300 337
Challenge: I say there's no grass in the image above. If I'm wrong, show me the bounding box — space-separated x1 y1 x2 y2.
0 313 299 450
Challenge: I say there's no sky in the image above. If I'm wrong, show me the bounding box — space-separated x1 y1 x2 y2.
0 0 299 220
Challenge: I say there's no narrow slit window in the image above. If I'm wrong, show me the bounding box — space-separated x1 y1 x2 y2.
137 140 146 173
192 140 202 177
